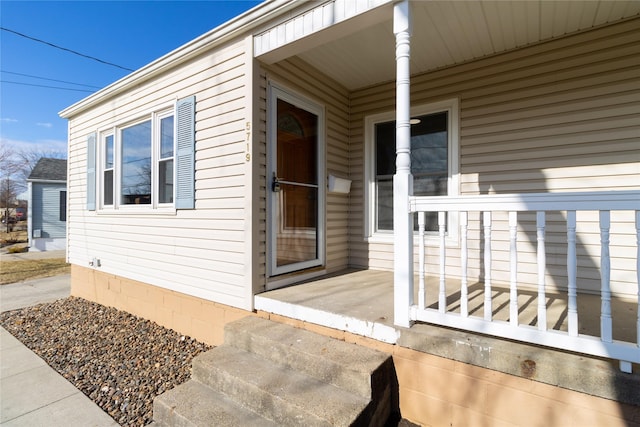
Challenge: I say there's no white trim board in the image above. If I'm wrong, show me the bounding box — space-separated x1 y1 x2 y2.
254 294 400 344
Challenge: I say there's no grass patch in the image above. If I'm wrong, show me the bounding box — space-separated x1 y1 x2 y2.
0 229 28 247
1 258 70 285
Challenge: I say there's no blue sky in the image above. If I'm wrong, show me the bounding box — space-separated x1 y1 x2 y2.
1 0 261 156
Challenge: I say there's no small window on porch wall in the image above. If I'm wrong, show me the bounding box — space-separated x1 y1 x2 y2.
366 99 459 238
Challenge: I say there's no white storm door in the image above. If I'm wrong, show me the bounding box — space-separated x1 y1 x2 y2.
268 85 325 277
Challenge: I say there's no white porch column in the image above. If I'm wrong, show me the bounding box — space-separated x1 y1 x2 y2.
393 0 413 328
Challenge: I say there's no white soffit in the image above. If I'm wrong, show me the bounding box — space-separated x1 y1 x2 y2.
254 0 393 64
261 0 640 91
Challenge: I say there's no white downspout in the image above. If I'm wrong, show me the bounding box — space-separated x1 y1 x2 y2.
393 0 413 328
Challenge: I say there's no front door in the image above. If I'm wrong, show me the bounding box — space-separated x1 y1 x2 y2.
268 85 324 277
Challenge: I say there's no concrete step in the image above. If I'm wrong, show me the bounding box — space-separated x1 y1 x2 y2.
153 316 398 426
224 316 394 399
193 345 374 426
153 380 278 427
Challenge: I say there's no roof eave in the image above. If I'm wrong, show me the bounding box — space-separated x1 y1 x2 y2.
27 179 67 184
59 0 302 119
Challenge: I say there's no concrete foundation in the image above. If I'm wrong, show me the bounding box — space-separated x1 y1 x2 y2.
71 266 640 427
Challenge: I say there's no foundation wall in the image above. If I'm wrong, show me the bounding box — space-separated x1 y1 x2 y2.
71 265 249 346
390 347 639 427
71 267 639 426
256 313 640 427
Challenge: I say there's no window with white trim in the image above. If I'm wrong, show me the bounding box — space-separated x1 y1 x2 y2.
89 96 195 212
365 98 459 239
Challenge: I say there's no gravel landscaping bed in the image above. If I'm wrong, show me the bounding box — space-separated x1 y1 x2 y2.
0 297 211 426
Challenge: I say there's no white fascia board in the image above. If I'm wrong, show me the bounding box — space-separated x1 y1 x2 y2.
59 0 303 119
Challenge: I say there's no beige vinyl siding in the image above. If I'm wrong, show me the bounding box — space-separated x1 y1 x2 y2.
259 56 351 277
349 19 639 297
66 38 254 309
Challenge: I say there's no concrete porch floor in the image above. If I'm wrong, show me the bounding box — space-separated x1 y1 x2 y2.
255 268 638 345
254 269 640 406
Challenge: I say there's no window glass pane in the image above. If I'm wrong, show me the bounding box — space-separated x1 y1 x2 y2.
104 170 113 205
121 120 151 205
375 121 395 176
376 177 393 231
158 159 173 204
160 116 174 159
413 174 448 197
59 191 67 222
103 134 114 206
105 135 114 168
277 99 318 185
411 112 447 177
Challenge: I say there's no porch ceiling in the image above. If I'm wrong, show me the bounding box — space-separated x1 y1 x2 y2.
267 1 640 91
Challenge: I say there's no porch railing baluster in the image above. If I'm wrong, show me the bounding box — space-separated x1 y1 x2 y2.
537 211 547 331
509 211 518 327
418 212 426 310
600 210 612 343
567 210 578 337
484 211 492 321
460 211 469 318
439 211 446 313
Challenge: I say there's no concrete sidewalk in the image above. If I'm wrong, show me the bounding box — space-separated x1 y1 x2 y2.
0 273 119 426
0 274 71 313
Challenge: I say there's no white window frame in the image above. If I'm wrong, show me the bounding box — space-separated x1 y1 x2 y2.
96 104 176 213
364 98 460 244
118 117 152 209
98 131 115 210
154 110 175 208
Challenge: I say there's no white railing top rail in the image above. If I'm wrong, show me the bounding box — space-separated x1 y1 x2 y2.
410 190 640 212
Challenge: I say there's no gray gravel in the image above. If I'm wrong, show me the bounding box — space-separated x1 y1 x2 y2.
0 296 211 426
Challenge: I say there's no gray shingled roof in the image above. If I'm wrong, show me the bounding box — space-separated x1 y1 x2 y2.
28 158 67 181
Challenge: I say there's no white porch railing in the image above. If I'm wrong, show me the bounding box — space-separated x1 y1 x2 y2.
404 190 640 373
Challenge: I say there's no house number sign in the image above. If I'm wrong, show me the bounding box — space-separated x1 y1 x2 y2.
245 121 251 162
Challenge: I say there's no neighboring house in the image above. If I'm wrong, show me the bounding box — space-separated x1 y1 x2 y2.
27 158 67 251
60 1 639 425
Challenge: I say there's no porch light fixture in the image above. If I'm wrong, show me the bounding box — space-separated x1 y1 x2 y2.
410 118 421 125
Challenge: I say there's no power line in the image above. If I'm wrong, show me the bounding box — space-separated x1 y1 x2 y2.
0 27 134 72
1 80 94 93
1 70 102 89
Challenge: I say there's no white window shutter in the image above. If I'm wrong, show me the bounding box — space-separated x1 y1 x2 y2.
86 132 96 211
175 96 195 209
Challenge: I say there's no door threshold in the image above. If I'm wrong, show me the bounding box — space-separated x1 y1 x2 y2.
266 267 327 291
